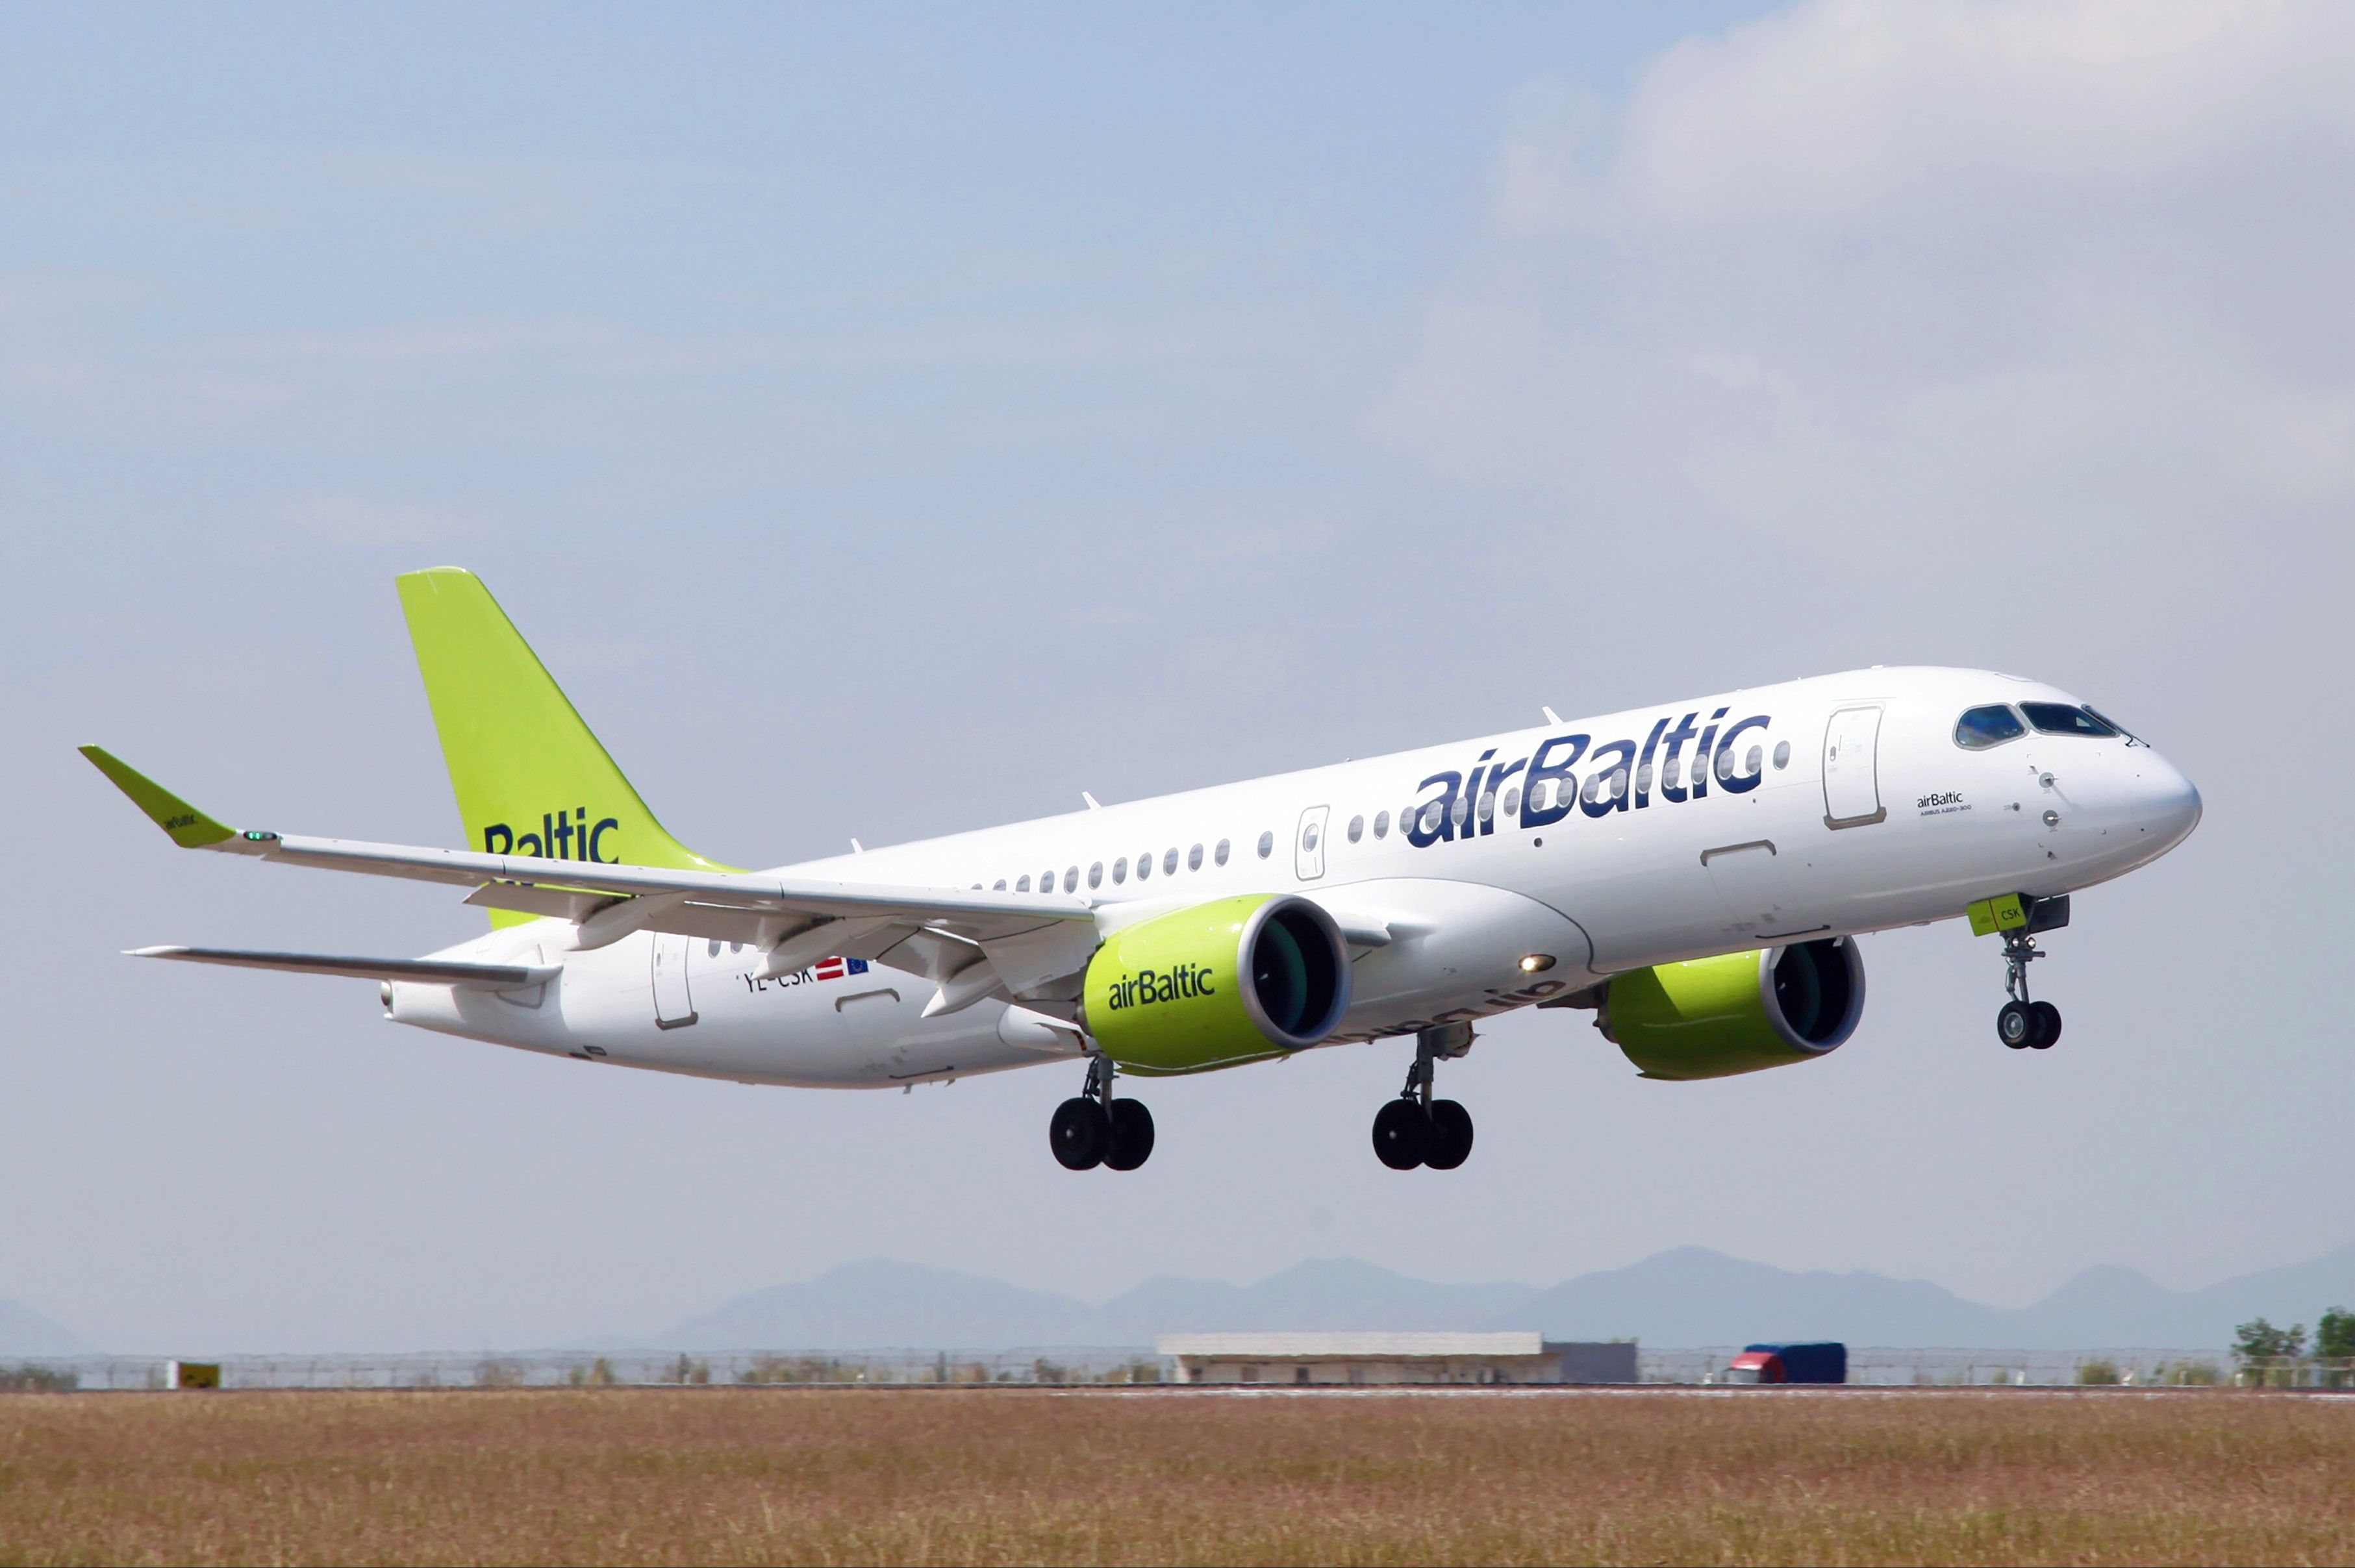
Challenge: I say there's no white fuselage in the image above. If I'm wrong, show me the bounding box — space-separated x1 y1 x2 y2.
388 667 2200 1088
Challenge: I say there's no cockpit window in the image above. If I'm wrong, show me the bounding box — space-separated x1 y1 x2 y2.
2021 702 2118 738
1955 704 2026 749
2084 706 2145 745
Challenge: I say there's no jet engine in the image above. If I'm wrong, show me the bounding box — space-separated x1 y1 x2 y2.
1083 895 1351 1075
1598 937 1865 1080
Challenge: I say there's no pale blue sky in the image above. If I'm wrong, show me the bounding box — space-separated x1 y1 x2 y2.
4 1 2349 1352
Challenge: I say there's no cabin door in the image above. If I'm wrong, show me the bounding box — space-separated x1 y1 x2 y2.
1822 706 1887 829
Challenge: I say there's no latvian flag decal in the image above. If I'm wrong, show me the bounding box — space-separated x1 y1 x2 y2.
813 956 871 982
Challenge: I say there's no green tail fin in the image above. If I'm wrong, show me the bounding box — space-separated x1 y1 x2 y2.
396 568 735 927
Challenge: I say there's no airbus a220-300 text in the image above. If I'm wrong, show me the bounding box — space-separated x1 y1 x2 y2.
87 569 2201 1171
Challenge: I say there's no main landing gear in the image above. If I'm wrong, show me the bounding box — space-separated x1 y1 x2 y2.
1372 1023 1476 1171
1050 1054 1155 1172
1995 928 2063 1051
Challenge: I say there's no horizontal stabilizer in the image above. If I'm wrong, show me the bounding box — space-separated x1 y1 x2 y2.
128 946 559 991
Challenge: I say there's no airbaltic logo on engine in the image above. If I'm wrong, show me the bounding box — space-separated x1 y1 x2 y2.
482 808 621 862
1405 708 1777 850
1104 964 1218 1012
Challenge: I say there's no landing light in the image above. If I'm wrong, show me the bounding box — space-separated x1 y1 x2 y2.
1519 954 1555 974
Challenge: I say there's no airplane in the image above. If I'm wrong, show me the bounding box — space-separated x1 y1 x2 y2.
84 567 2202 1173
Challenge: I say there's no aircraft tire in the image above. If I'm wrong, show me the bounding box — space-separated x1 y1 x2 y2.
1997 1001 2037 1049
1424 1099 1474 1170
1050 1097 1110 1171
1372 1099 1431 1171
1103 1099 1155 1171
2029 1001 2061 1050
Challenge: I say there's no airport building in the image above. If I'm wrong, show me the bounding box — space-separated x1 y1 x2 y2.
1157 1332 1637 1386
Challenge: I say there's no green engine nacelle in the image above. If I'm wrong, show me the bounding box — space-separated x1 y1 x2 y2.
1600 938 1865 1080
1083 895 1352 1076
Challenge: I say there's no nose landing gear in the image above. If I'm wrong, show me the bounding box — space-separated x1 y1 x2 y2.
1051 1054 1155 1171
1976 893 2069 1051
1995 930 2063 1051
1372 1023 1476 1171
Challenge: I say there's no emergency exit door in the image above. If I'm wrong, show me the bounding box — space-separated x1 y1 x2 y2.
1295 805 1329 880
651 932 698 1028
1822 706 1887 828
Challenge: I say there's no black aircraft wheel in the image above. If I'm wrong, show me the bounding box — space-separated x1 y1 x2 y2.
1997 1000 2037 1050
1103 1099 1156 1171
1372 1099 1431 1171
1424 1099 1475 1171
1050 1097 1110 1171
2029 1001 2062 1050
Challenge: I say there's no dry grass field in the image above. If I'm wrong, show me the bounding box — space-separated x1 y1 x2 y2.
0 1388 2349 1567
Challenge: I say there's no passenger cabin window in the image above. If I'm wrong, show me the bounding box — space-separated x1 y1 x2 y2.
2021 701 2118 738
1215 838 1231 865
1063 866 1078 893
1954 704 2026 749
1165 847 1179 876
1088 861 1103 889
1135 851 1151 880
1256 830 1274 859
1188 843 1203 871
1347 815 1364 843
994 879 1007 891
1373 809 1390 839
1111 856 1127 884
1017 874 1031 892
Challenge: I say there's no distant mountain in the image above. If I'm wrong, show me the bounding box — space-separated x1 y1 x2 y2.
1513 1246 2004 1347
1102 1258 1541 1341
2011 1245 2355 1349
664 1259 1109 1352
650 1242 2355 1352
0 1299 88 1358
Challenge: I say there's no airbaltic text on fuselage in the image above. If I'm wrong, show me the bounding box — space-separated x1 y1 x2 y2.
1104 964 1218 1011
1407 710 1774 848
481 808 620 862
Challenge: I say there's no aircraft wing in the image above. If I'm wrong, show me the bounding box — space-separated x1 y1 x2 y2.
130 946 560 990
81 747 1100 995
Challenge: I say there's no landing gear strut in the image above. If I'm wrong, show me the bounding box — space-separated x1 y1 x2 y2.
1051 1054 1155 1171
1372 1023 1476 1171
1995 929 2062 1051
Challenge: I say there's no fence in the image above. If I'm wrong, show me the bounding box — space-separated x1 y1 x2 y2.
0 1349 1163 1392
3 1349 2347 1392
1641 1347 2243 1387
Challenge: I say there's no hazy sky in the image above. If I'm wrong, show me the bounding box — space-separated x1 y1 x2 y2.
5 0 2349 1353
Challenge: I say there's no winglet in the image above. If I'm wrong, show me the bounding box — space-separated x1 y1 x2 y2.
79 747 238 848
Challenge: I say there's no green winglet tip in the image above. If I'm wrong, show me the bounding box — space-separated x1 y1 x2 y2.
79 746 236 848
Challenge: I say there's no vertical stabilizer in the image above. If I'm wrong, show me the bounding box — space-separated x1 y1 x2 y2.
396 568 733 925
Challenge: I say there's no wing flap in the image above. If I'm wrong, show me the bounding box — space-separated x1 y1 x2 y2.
262 832 1093 941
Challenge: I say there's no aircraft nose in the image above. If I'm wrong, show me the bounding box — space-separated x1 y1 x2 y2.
2139 752 2202 851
